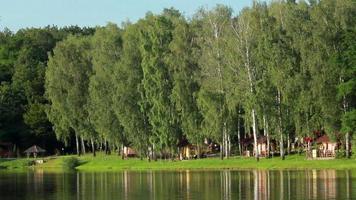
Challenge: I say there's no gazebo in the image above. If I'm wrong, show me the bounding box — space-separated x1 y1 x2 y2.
24 145 46 158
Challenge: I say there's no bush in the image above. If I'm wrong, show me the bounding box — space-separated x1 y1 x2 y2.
62 157 79 170
336 150 346 159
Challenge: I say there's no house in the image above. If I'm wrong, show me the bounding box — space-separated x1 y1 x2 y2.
0 142 14 158
178 137 218 160
179 144 196 159
242 136 271 157
315 135 337 157
123 146 136 157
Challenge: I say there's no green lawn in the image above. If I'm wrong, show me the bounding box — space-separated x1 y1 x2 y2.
1 153 356 172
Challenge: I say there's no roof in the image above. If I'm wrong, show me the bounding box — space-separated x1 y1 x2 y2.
24 145 46 153
241 136 267 145
315 135 331 143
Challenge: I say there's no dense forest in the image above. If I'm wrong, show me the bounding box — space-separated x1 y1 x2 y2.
0 0 355 160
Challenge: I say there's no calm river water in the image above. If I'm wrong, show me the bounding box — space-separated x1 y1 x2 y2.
0 170 355 200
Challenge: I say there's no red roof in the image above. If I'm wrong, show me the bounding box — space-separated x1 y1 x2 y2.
241 136 267 145
303 137 313 143
315 135 331 143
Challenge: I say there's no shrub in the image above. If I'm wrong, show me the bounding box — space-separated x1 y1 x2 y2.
62 157 79 170
336 150 346 159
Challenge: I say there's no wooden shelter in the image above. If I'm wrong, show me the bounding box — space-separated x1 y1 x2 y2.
24 145 46 158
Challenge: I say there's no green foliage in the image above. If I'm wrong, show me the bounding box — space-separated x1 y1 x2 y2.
139 14 178 151
88 23 124 145
46 35 93 143
0 0 355 159
335 150 346 159
62 157 80 170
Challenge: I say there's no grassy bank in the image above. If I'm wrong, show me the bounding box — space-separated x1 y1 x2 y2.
1 153 356 172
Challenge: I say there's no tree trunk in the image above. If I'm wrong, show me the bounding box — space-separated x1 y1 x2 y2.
223 122 229 159
280 134 285 160
121 144 125 160
342 88 350 159
346 132 350 158
104 140 108 155
243 46 258 161
251 109 259 161
197 143 201 159
228 134 231 158
81 137 86 155
91 139 96 157
220 142 224 160
148 147 151 162
263 115 270 158
75 134 80 156
277 90 285 160
237 113 242 156
152 144 157 161
287 135 291 155
105 141 111 155
117 145 120 156
306 141 311 158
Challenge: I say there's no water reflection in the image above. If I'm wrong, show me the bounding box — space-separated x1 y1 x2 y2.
0 169 355 200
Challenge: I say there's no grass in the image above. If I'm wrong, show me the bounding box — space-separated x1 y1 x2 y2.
1 153 356 172
0 158 34 172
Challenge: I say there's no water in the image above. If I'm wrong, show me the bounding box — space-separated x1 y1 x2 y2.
0 170 355 200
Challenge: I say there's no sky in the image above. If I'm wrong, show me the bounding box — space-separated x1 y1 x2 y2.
0 0 252 31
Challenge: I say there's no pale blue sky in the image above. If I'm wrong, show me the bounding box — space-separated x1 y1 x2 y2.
0 0 252 31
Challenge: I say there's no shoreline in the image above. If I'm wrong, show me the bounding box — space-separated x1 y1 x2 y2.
1 154 356 172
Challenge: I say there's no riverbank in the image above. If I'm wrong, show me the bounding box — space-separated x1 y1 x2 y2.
1 154 356 172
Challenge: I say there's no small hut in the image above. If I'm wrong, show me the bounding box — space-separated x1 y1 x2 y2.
24 145 46 158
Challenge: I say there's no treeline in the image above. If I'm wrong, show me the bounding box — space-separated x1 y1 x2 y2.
1 0 355 160
0 25 95 154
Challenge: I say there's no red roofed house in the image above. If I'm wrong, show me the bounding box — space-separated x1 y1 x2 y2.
315 135 337 157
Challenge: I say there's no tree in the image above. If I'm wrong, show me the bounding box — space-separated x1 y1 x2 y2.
168 13 203 157
195 5 232 159
230 5 262 161
335 27 356 158
46 35 93 156
139 14 179 157
88 23 124 156
112 22 152 159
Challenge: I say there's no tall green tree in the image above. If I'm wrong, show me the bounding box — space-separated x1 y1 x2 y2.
112 22 151 159
46 35 93 155
195 5 232 159
88 23 124 156
139 13 179 157
168 13 203 156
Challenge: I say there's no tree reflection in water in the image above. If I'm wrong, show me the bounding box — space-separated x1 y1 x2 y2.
0 169 354 200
